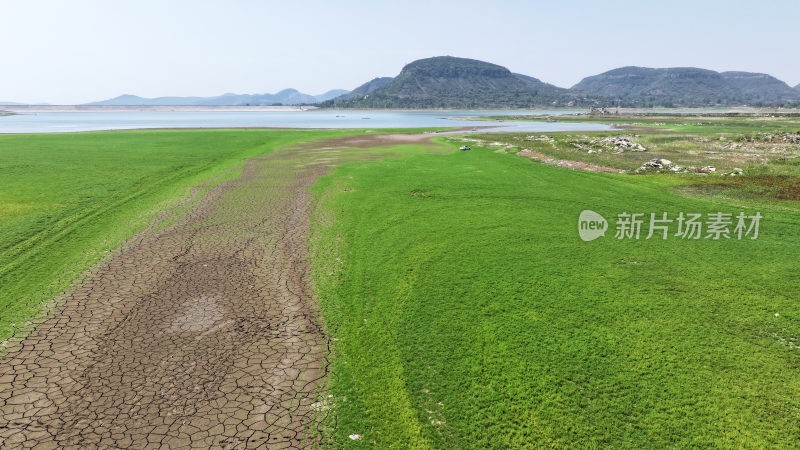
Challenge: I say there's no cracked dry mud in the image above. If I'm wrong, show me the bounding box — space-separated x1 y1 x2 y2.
0 133 437 448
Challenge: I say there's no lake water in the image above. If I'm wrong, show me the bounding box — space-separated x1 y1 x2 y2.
0 110 612 134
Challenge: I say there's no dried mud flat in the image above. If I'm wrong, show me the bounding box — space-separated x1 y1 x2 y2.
0 132 437 448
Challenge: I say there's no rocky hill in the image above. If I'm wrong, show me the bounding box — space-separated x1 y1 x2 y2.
719 72 798 104
572 67 799 107
324 56 592 108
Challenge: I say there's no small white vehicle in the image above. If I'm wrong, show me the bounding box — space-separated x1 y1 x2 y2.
459 145 471 151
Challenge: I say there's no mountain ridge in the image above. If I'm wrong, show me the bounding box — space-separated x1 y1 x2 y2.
323 56 591 108
9 57 799 108
326 57 799 108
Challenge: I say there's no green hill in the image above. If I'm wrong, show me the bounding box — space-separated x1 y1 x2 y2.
720 71 799 104
324 56 592 108
573 66 799 107
324 58 798 109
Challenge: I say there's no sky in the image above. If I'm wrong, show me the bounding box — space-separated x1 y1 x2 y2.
1 0 798 104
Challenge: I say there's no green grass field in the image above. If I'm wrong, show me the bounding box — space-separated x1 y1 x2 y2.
310 136 800 447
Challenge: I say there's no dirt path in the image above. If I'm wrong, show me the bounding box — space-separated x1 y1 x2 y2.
0 133 437 448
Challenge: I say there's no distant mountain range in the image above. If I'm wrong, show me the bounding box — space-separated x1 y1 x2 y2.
85 89 348 106
325 56 799 108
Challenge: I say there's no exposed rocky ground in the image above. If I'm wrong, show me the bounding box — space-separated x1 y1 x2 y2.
568 136 647 154
461 128 800 177
447 136 624 173
635 158 744 175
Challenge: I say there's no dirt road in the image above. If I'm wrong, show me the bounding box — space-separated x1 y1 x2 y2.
0 133 437 448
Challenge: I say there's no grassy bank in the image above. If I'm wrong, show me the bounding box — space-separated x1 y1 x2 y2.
310 139 800 447
0 129 360 342
470 112 800 133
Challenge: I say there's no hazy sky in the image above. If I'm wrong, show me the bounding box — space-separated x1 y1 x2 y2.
1 0 798 104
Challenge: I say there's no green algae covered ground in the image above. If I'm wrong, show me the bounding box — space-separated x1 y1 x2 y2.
310 133 800 447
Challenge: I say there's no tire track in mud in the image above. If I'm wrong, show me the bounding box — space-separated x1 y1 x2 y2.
0 133 438 448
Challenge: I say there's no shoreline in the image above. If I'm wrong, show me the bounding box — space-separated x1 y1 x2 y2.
0 123 612 135
0 105 317 113
5 105 798 115
0 125 507 136
4 106 585 114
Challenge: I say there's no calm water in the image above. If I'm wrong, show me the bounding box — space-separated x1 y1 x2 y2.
0 110 612 134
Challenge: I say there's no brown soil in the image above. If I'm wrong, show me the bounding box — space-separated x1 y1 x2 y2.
312 132 445 148
687 175 800 201
612 124 664 131
0 133 435 448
